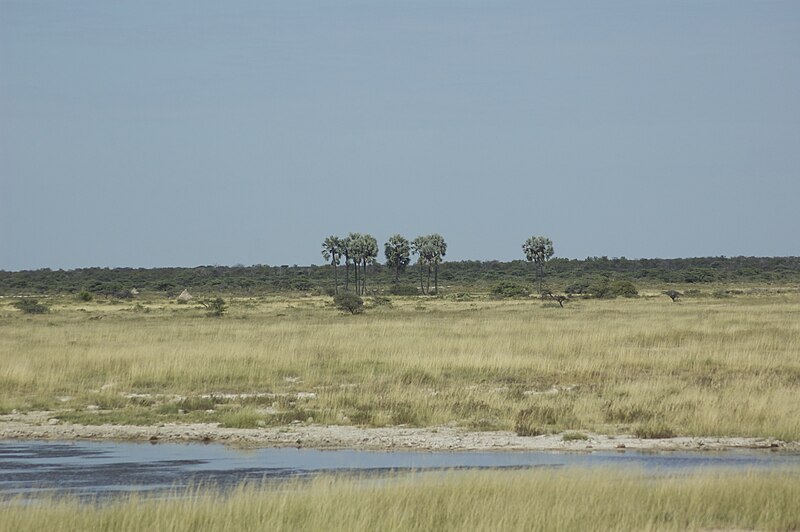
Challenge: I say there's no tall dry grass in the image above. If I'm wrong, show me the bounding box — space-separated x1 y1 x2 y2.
1 291 799 438
2 468 799 531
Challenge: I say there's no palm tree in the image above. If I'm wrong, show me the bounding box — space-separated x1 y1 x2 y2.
360 234 378 295
411 236 427 295
428 233 447 294
346 233 363 294
384 234 411 283
522 236 555 293
321 236 342 294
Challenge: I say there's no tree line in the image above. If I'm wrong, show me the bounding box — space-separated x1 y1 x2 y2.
323 233 448 295
2 255 798 297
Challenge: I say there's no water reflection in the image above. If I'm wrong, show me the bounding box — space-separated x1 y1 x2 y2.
1 440 798 501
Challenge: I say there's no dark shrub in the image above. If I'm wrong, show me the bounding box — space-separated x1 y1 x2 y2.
610 280 638 298
564 281 591 295
389 284 418 296
201 297 227 317
491 281 530 298
589 279 638 298
12 299 50 314
76 291 93 302
371 296 392 307
112 289 134 300
290 279 314 291
334 293 364 314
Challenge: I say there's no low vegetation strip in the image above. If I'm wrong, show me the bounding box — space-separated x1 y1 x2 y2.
2 469 799 531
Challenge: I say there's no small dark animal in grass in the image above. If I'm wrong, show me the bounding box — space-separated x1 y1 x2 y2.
543 291 569 308
664 290 682 302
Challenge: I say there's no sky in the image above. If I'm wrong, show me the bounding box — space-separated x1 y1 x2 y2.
1 1 798 271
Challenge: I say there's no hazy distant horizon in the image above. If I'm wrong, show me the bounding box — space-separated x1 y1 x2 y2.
3 1 798 271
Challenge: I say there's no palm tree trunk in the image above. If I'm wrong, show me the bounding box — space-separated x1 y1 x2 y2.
362 259 367 295
344 256 350 291
419 263 425 295
333 260 338 295
426 265 431 294
353 259 358 294
434 263 439 294
537 263 543 293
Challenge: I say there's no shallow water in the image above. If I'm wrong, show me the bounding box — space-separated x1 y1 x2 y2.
2 440 798 501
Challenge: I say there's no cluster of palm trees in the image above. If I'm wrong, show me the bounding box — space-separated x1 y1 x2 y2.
321 233 447 295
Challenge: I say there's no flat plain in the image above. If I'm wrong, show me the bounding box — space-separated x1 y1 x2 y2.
2 288 798 441
2 288 799 531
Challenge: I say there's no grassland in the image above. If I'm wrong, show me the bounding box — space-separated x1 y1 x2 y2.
3 468 799 531
1 287 799 440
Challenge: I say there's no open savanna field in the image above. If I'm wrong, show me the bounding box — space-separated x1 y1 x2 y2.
2 286 799 441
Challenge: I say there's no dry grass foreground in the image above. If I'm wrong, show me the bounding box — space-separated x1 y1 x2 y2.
1 290 799 441
2 468 799 531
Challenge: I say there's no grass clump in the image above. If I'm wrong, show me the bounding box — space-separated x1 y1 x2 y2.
219 407 263 429
634 421 677 439
562 431 589 441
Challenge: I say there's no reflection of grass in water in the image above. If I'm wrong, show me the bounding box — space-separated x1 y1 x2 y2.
3 292 800 439
4 468 799 531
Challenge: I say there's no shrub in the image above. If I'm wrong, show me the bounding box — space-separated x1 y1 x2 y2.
76 291 93 302
564 281 591 295
334 293 364 314
112 289 134 300
589 279 638 298
12 299 50 314
370 296 392 307
201 297 227 317
610 280 638 298
389 284 418 296
562 432 590 441
491 281 530 299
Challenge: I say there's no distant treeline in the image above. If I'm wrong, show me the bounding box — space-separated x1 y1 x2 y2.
1 256 798 297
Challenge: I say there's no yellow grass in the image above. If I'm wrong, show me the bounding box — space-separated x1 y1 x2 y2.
2 290 799 439
2 468 799 531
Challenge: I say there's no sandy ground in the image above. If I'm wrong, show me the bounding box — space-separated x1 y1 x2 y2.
2 412 797 452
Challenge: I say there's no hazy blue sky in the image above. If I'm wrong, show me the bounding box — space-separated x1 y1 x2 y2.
2 1 798 270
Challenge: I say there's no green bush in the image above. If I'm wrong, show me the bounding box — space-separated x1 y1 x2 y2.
76 291 93 302
610 280 638 298
12 299 50 314
370 296 392 307
491 281 530 299
564 281 591 294
201 297 227 317
589 279 638 298
389 284 418 296
334 293 364 314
